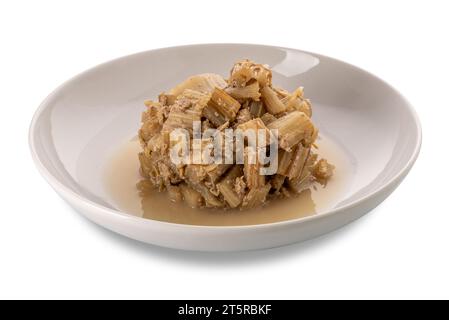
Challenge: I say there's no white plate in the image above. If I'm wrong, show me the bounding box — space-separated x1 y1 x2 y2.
29 44 421 251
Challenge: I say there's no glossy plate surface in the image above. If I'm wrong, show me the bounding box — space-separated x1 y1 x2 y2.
29 44 421 251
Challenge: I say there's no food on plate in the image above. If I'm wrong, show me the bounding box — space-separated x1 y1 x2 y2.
138 60 334 210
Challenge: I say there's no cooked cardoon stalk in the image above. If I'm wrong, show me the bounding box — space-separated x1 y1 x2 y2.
205 163 233 183
279 87 313 117
273 86 290 99
242 183 271 209
139 120 160 145
168 73 227 98
277 149 294 176
286 144 310 179
234 108 252 125
229 60 272 87
180 183 204 208
226 81 261 101
138 152 154 179
184 164 207 185
244 147 265 189
297 99 312 118
313 159 335 182
261 86 286 115
185 163 231 186
203 87 241 127
249 100 266 118
234 176 246 198
260 113 277 125
187 181 224 208
217 166 243 208
287 150 317 193
162 90 207 133
297 151 317 180
288 173 313 194
139 101 166 144
202 108 227 127
212 87 241 116
138 153 166 190
146 133 169 155
162 107 202 133
237 117 266 131
158 92 177 106
267 111 316 151
237 118 272 147
283 97 312 117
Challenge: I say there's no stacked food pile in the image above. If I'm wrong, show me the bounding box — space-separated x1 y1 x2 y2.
138 60 334 209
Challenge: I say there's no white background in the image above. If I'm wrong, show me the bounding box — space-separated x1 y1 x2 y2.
0 0 447 300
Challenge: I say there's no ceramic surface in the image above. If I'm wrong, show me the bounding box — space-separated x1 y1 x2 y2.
29 44 421 251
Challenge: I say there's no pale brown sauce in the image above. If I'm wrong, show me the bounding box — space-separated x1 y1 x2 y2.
104 135 351 226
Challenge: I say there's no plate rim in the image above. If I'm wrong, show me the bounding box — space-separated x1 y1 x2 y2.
29 43 422 230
